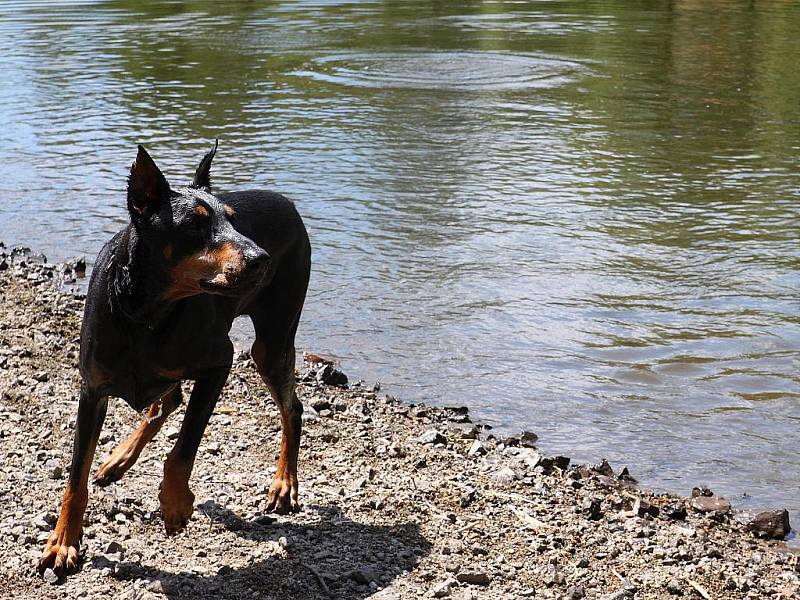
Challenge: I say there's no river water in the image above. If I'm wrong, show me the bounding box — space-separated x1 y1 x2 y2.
0 1 798 525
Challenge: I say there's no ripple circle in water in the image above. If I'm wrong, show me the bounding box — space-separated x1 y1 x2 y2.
295 51 587 91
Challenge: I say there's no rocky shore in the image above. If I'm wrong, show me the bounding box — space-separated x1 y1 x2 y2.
0 245 798 600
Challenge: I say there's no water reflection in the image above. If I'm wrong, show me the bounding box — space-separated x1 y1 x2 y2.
0 0 798 522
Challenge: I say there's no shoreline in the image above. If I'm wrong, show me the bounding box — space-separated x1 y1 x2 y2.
0 244 798 599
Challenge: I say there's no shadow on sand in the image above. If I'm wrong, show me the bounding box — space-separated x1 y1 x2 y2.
92 501 431 599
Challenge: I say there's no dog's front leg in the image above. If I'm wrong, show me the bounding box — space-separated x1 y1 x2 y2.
159 368 228 534
38 386 108 578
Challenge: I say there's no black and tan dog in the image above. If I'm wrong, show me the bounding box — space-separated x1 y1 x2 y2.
38 142 311 579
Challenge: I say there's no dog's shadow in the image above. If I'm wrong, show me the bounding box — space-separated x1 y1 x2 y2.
92 501 430 599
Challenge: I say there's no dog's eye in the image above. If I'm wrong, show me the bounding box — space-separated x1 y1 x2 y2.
184 219 208 233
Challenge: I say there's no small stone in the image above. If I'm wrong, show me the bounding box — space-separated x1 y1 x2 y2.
350 566 377 584
492 466 519 485
566 586 586 599
582 497 603 520
43 568 59 584
419 429 446 445
460 487 477 507
663 501 688 520
310 398 331 412
467 440 486 457
666 578 683 595
618 467 637 484
747 509 791 540
105 541 124 554
448 422 479 440
317 364 348 386
145 579 165 594
690 495 731 515
691 486 714 498
301 405 319 423
431 579 454 598
633 498 659 518
592 459 614 476
456 571 491 586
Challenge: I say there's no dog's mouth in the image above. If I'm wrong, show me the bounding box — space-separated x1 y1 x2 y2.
200 271 266 296
199 278 242 296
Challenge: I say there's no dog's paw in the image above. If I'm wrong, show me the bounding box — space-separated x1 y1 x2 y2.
37 529 81 580
159 483 195 535
265 474 300 514
94 450 134 487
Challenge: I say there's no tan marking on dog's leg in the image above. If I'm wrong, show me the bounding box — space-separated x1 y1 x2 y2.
94 388 180 487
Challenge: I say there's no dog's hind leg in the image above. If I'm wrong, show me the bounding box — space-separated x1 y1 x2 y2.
39 386 108 578
159 368 228 534
94 386 182 487
251 331 303 514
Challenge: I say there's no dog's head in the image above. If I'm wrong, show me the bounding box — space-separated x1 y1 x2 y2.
126 142 270 300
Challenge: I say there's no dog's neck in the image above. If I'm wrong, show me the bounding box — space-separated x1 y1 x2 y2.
108 226 175 327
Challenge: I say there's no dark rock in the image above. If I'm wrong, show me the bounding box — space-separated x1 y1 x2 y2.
691 486 714 498
537 456 554 471
317 364 348 386
350 566 377 584
460 487 477 508
618 467 637 484
519 430 538 448
690 495 731 515
663 501 688 520
569 465 592 480
552 455 571 470
456 571 491 586
633 498 659 518
582 497 603 520
747 509 791 540
310 398 331 412
592 459 614 477
71 256 87 276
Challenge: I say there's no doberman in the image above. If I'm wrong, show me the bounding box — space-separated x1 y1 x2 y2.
37 142 311 579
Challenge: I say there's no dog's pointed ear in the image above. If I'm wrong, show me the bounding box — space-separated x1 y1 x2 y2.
128 145 171 217
190 139 218 189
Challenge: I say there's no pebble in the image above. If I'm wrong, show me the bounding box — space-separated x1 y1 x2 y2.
456 571 491 586
431 578 454 597
690 495 731 515
419 429 446 445
43 568 59 585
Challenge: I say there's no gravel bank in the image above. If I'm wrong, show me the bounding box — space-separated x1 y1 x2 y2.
0 245 798 600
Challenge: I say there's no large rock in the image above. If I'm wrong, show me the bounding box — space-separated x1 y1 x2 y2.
747 509 791 540
690 495 731 515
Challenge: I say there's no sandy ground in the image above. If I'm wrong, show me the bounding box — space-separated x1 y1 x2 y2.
0 246 798 600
